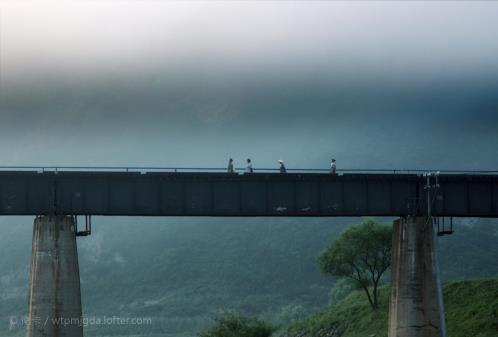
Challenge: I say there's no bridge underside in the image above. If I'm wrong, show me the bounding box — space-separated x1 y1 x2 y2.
1 171 497 217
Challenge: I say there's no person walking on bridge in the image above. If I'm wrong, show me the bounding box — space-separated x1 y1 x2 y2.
227 158 234 173
246 158 253 173
330 159 337 175
278 160 286 173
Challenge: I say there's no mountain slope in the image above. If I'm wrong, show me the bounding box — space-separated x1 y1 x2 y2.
285 278 498 337
0 217 497 337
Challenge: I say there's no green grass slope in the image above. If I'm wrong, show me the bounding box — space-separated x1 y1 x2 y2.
285 279 498 337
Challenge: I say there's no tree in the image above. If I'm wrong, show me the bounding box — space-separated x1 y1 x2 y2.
318 219 392 310
199 312 274 337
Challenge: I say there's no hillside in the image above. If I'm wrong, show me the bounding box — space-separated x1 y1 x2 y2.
284 278 498 337
0 217 497 336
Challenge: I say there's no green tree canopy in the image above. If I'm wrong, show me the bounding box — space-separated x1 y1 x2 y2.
318 219 392 310
199 312 274 337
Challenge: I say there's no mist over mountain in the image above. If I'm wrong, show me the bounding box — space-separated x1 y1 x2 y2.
0 216 497 337
1 1 498 169
2 73 498 170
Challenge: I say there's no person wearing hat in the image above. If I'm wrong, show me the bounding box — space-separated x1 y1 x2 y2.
330 159 337 175
227 158 234 173
278 160 286 173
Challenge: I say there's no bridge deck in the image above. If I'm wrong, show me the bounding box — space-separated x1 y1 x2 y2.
0 171 496 217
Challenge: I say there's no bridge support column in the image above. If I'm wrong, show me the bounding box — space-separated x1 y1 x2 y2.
388 216 446 337
27 215 83 337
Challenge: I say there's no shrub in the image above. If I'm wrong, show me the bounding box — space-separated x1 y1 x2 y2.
200 312 274 337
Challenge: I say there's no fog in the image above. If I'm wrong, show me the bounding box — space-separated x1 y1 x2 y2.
0 1 497 169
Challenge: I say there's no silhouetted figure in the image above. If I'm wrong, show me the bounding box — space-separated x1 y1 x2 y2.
330 158 337 175
278 160 286 173
246 158 253 173
227 158 234 173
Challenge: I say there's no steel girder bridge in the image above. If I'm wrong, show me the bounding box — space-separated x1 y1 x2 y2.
0 168 497 217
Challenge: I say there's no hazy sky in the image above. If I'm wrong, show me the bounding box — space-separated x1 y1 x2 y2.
0 1 497 170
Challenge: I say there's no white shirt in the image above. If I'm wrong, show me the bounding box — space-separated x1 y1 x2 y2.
246 163 253 173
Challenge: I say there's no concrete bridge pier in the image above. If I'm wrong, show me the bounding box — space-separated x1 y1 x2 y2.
388 216 447 337
27 215 83 337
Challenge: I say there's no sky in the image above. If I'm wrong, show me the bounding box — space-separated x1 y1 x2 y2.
0 0 498 170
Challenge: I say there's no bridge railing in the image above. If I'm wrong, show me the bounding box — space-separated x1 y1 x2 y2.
0 166 496 175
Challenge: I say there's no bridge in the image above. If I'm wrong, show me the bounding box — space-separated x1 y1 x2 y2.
8 167 496 337
1 168 497 217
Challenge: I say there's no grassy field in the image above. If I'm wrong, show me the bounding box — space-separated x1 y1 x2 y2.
285 278 498 337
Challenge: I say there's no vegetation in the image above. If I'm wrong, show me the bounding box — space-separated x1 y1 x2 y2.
285 278 498 337
199 313 274 337
443 279 498 337
318 219 392 310
327 278 358 306
0 218 497 336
